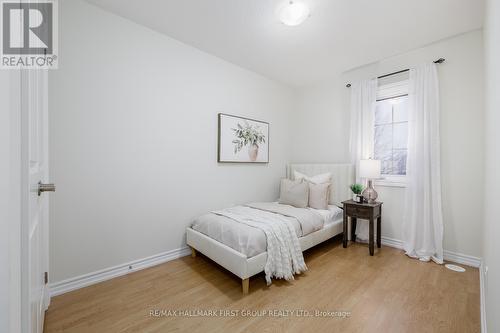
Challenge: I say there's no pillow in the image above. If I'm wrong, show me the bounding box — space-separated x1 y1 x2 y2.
308 183 331 210
278 179 309 208
294 171 332 184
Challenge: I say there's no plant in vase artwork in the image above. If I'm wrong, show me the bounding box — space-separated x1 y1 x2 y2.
218 113 269 163
232 121 266 162
350 183 364 203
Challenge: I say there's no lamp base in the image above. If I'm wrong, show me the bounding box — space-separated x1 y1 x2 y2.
362 179 378 204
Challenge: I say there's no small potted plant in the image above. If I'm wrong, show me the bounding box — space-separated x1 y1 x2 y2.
350 184 364 203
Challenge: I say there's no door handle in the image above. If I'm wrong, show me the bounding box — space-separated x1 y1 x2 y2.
38 182 56 196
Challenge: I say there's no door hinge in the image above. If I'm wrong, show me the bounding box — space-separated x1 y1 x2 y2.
44 271 48 285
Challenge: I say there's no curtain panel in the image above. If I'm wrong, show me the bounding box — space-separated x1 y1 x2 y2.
403 63 444 263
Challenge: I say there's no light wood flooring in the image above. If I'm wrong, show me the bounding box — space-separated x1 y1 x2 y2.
44 236 480 333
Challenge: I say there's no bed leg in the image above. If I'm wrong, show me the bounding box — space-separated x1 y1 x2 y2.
190 247 196 258
242 278 249 295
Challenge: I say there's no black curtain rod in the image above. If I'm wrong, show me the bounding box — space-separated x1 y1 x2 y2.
345 58 445 88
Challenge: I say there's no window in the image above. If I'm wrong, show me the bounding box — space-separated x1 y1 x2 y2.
374 80 409 185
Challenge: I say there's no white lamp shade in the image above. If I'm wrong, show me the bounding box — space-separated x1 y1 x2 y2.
359 159 381 179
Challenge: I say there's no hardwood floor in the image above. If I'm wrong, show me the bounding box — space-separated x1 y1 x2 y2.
44 237 480 333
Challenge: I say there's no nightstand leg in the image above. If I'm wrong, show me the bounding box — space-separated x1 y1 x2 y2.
343 214 348 248
377 216 381 248
369 218 374 256
351 218 357 242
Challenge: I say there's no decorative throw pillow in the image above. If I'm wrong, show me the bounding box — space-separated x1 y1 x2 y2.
308 183 331 210
278 179 309 208
294 171 332 184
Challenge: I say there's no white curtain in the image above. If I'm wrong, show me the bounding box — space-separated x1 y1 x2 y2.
349 79 377 242
403 63 444 264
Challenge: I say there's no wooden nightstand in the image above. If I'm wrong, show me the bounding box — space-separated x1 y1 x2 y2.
342 200 383 256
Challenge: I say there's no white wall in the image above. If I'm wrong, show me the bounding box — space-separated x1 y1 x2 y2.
291 30 484 257
291 77 349 164
49 0 295 282
483 0 500 330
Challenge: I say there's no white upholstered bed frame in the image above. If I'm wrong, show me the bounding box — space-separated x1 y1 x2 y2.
186 164 355 294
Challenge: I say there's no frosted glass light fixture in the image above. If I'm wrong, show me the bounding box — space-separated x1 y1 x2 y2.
279 1 310 26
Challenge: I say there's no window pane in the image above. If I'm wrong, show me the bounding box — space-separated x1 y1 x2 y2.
393 149 407 175
374 85 409 177
393 98 408 122
374 124 392 153
393 122 408 149
381 160 393 175
374 124 393 175
374 148 390 161
375 102 392 125
374 149 393 175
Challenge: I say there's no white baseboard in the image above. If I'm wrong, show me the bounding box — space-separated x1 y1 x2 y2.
480 260 487 333
443 250 482 268
381 236 404 249
50 237 483 299
381 236 481 268
49 246 191 297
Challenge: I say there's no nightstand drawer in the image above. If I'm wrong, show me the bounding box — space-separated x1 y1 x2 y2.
345 205 371 219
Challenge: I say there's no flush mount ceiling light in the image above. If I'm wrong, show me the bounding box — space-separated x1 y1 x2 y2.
279 1 310 26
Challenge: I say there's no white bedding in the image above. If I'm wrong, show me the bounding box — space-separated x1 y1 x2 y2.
212 205 307 284
314 205 344 226
191 204 343 258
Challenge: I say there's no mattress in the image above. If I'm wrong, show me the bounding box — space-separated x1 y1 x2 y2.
191 204 343 258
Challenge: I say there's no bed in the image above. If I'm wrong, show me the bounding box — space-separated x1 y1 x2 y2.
186 164 355 294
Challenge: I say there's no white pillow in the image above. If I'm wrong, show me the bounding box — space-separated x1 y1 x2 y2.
278 179 309 208
308 183 331 210
294 171 332 184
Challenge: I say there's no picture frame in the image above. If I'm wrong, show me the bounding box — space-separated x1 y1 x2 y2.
217 113 269 163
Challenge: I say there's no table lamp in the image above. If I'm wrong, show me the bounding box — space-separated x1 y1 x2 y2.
359 159 381 203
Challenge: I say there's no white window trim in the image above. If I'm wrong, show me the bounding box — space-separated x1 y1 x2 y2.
375 176 407 188
374 80 409 187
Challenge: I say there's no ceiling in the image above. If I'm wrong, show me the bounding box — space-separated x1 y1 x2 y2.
85 0 484 87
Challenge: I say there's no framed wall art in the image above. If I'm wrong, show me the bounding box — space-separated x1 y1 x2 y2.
217 113 269 163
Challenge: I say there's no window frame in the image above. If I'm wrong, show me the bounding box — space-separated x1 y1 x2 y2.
374 80 409 188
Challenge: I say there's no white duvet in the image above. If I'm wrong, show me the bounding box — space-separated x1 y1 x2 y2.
212 206 307 285
191 203 343 258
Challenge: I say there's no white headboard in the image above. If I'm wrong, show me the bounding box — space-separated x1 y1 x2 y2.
287 164 355 206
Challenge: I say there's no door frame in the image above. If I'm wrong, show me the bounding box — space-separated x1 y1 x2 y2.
3 5 51 330
2 70 22 333
2 1 50 330
3 69 51 333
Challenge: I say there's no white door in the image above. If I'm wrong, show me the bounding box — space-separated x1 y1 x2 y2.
21 68 51 333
